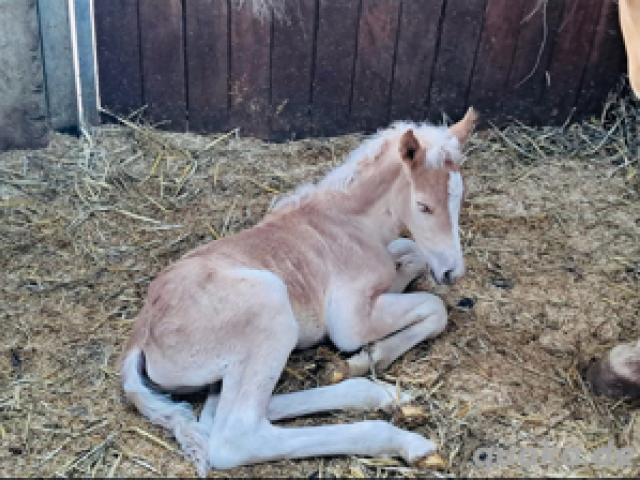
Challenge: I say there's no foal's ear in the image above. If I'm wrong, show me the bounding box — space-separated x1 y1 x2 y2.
399 129 421 166
449 107 478 144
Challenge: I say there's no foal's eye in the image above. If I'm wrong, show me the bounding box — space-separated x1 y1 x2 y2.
417 202 433 214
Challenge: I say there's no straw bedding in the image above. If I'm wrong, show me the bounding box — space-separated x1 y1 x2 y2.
1 89 638 477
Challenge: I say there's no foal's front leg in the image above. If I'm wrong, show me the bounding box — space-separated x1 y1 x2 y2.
327 291 447 378
387 238 428 293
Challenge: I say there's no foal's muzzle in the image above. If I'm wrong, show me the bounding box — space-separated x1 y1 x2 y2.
430 264 464 285
442 269 454 285
422 247 464 285
431 269 454 285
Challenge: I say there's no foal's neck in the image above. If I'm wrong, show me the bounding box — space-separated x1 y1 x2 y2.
335 154 408 246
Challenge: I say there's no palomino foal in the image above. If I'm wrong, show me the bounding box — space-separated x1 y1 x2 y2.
120 109 477 474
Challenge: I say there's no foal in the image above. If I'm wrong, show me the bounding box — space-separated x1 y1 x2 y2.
120 109 477 474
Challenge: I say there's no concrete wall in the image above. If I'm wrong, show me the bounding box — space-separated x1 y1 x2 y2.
0 0 49 151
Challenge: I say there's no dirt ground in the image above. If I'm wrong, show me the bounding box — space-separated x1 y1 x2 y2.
1 95 639 477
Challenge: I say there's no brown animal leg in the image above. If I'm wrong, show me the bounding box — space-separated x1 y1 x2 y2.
586 341 640 399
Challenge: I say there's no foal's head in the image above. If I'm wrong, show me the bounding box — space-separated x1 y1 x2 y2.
397 108 477 285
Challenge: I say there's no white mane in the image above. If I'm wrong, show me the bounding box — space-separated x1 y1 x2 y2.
271 121 464 211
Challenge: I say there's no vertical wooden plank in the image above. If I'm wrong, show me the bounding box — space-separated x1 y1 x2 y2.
270 0 316 140
229 0 271 138
93 0 142 117
505 0 565 123
139 0 186 130
38 0 78 131
350 0 401 132
467 0 527 123
390 0 443 122
575 0 625 117
428 0 487 122
311 0 360 136
0 0 48 150
185 0 229 133
541 0 603 124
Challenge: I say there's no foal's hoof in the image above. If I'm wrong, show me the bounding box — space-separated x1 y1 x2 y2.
324 358 350 384
414 452 447 471
402 433 438 464
392 404 429 427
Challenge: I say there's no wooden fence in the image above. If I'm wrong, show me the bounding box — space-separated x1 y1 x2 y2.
94 0 627 140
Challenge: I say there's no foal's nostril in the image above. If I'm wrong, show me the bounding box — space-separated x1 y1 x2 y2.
443 269 453 285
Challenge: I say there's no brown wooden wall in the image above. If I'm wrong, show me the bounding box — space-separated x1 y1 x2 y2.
94 0 626 140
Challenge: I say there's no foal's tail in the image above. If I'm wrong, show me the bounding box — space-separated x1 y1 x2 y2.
121 348 210 475
118 307 194 430
120 348 194 429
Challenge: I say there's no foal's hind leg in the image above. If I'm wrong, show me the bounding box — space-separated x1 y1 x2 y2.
206 283 436 469
199 377 413 429
208 340 435 469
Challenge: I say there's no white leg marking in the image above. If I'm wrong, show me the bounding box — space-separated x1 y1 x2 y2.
209 420 436 469
268 378 413 419
199 378 413 427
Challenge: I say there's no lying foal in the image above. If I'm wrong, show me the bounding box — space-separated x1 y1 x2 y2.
120 108 477 474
